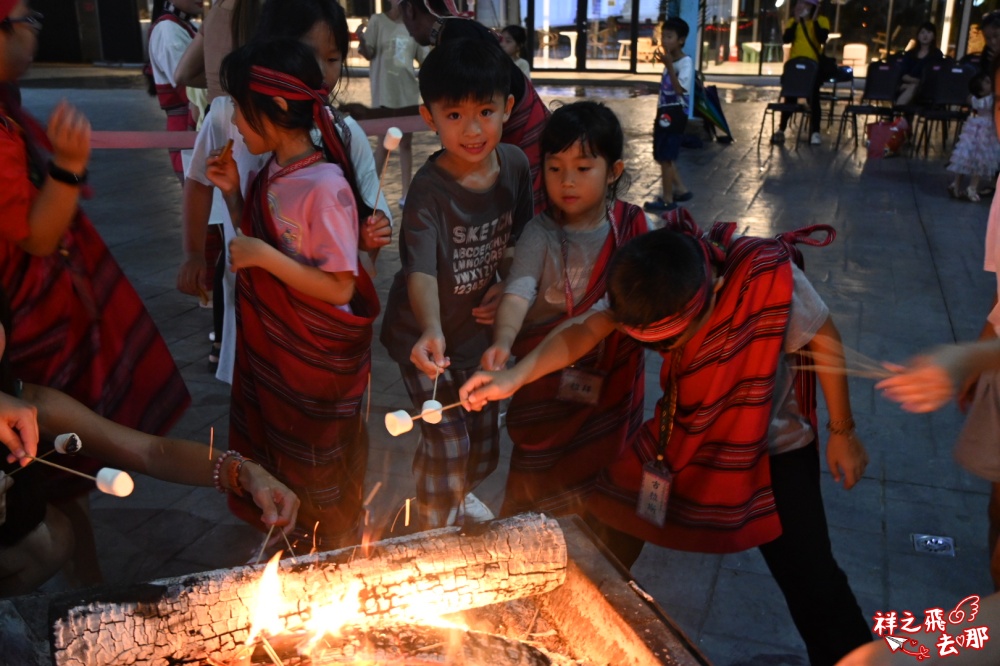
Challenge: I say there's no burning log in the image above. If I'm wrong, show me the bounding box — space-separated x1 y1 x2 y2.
50 513 567 666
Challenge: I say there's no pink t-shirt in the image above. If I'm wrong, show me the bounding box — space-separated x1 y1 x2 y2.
985 177 1000 334
266 159 359 277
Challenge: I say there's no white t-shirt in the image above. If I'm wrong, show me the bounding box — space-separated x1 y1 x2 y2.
364 12 426 109
149 19 194 88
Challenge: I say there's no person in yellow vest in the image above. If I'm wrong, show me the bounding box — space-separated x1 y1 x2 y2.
772 0 830 146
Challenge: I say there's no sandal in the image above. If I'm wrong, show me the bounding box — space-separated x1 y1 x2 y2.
947 183 961 199
966 186 981 203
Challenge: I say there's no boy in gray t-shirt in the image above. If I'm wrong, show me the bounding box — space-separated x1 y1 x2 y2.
379 38 533 528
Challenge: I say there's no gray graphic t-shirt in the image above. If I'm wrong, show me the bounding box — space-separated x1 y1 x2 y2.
381 143 533 368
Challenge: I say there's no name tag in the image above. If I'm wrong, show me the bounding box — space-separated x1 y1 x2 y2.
637 461 672 527
556 367 604 405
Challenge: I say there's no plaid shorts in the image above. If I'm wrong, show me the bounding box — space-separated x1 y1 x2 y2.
399 364 500 529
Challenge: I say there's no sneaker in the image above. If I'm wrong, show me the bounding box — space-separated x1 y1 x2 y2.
673 191 694 203
810 132 822 145
770 130 785 144
463 493 495 523
643 196 671 212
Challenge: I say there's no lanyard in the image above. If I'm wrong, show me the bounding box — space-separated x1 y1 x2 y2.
656 351 683 464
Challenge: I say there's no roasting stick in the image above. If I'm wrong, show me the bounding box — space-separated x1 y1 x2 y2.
208 426 215 461
19 456 133 496
255 524 276 565
8 432 81 477
371 127 403 214
384 401 464 436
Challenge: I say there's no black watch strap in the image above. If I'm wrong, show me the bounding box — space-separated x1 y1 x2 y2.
47 161 88 186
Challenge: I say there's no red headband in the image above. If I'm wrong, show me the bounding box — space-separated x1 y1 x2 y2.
619 208 724 344
0 0 18 22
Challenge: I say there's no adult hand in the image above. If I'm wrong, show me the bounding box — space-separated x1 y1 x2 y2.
176 255 208 297
471 282 504 325
876 345 978 413
359 211 392 251
240 462 301 534
459 369 520 411
826 432 869 490
0 393 38 465
410 330 449 379
47 100 91 175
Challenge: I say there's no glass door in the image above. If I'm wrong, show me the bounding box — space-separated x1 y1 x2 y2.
525 0 582 70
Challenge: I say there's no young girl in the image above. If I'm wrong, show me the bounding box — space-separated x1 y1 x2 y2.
500 24 530 78
481 101 647 518
206 38 380 549
947 72 1000 202
178 0 391 383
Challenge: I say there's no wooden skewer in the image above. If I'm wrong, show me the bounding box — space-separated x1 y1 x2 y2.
21 455 100 482
255 524 276 565
259 635 285 666
411 400 463 422
790 364 895 380
208 426 215 461
219 138 234 164
431 366 441 402
7 449 53 477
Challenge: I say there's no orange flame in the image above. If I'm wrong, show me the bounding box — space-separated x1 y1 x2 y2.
245 552 284 646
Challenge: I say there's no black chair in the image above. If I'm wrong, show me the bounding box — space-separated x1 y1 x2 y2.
910 62 976 157
819 65 856 129
757 57 819 149
834 59 903 149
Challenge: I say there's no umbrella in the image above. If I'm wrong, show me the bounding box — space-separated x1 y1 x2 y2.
694 77 734 143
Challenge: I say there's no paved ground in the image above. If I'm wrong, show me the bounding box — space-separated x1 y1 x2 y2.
5 65 997 665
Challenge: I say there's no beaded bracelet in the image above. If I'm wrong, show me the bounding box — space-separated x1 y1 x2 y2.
826 417 856 437
212 450 244 495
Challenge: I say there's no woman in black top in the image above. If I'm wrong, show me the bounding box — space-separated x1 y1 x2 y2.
896 22 944 106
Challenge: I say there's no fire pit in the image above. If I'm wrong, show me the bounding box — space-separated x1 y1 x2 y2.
2 514 708 665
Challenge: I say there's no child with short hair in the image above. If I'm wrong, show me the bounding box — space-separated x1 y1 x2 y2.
500 24 530 78
206 37 380 549
481 101 646 517
644 17 693 213
461 214 873 665
380 37 533 528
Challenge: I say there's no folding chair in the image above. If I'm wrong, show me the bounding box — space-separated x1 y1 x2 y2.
835 59 903 149
910 62 976 157
757 57 819 149
819 65 856 128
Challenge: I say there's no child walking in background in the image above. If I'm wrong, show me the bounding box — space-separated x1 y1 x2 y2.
947 72 1000 202
206 38 380 549
644 17 693 213
500 25 531 79
380 38 533 528
147 0 202 181
481 101 647 517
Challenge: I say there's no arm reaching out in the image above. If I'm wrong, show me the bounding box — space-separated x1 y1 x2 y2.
876 340 1000 413
461 309 616 410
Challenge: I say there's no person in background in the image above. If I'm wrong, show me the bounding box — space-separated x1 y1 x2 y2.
358 0 427 206
895 22 944 107
946 73 1000 202
499 24 530 78
643 17 693 214
146 0 203 182
398 0 550 213
772 0 829 146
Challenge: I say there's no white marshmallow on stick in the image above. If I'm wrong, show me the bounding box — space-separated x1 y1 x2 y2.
54 433 82 455
372 126 403 214
384 401 464 436
96 468 135 497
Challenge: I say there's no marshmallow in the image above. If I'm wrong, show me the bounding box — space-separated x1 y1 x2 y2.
95 468 134 497
54 433 82 455
421 400 443 425
385 410 414 437
382 127 403 151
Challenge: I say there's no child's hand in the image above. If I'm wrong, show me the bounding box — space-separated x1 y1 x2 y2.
411 330 450 379
480 343 511 372
205 149 240 198
228 234 271 271
472 282 504 325
47 100 91 175
240 462 301 535
176 256 208 297
826 432 869 490
460 370 519 411
359 211 392 251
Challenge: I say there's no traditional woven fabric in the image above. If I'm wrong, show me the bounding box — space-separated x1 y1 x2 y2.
150 12 196 176
501 200 647 517
589 218 833 553
400 364 500 529
0 87 190 498
502 74 550 214
227 156 380 548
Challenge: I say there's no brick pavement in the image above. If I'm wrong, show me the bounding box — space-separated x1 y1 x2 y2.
6 67 997 665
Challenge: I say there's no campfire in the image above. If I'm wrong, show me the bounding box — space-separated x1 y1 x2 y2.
48 514 708 665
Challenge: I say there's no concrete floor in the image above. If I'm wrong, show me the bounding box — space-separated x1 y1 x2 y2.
2 65 996 665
